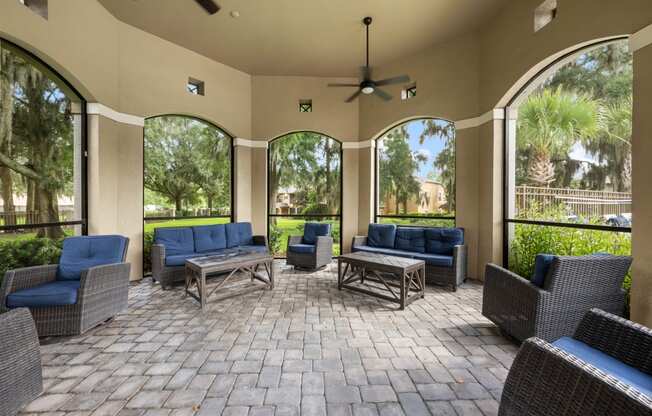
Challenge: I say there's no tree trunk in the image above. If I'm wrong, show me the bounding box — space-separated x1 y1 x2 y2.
0 166 15 226
207 195 213 214
175 197 182 213
36 187 64 238
395 191 400 214
0 49 16 227
528 149 555 187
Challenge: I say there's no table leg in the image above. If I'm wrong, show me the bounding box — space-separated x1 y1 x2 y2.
400 271 406 310
337 258 342 290
200 271 207 311
420 266 425 298
269 260 274 289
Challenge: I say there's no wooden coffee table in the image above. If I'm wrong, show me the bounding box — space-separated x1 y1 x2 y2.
338 252 425 310
185 252 274 310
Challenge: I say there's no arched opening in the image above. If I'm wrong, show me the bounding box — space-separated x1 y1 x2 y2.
374 117 455 227
503 38 633 285
267 131 342 257
0 37 87 276
143 115 233 274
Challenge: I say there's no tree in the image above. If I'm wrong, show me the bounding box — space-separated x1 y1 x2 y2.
0 47 16 227
421 119 455 213
144 117 201 213
517 87 599 187
191 123 231 214
379 126 426 214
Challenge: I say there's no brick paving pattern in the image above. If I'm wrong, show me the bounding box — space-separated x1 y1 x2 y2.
20 261 517 416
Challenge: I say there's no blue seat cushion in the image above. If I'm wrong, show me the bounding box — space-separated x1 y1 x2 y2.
367 224 397 249
6 281 80 308
239 245 268 254
225 223 240 248
395 227 426 253
303 223 331 245
192 224 227 253
154 228 194 256
165 252 204 266
352 245 419 258
411 252 454 267
288 244 316 254
424 228 464 255
237 222 254 246
552 337 652 397
531 254 555 287
57 235 128 281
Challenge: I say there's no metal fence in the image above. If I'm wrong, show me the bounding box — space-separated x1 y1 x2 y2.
515 185 632 218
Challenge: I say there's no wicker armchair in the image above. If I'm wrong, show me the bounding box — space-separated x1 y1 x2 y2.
0 308 43 416
286 235 333 270
482 254 632 342
499 309 652 415
0 236 131 337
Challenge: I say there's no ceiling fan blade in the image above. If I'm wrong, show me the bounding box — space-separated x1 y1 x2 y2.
328 83 359 87
361 66 371 81
373 88 392 101
194 0 220 15
345 90 362 103
374 75 410 86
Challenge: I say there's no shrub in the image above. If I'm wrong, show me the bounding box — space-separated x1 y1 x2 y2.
0 237 63 284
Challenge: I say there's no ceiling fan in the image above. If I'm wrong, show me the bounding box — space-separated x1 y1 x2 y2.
329 17 410 103
194 0 220 15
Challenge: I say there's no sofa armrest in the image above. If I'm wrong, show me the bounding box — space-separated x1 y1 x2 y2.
79 262 131 295
0 308 42 398
315 235 333 252
500 337 652 415
287 235 303 247
151 243 166 279
453 244 467 278
351 236 367 249
252 235 267 247
574 308 652 374
1 265 58 312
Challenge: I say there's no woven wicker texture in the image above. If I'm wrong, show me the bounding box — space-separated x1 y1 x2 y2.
286 235 333 269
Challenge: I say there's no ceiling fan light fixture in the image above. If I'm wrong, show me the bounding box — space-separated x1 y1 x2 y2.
361 86 374 94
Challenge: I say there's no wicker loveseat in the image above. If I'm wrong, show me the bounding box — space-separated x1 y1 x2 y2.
286 222 333 270
499 309 652 415
352 223 467 290
1 235 131 337
482 254 632 342
151 222 268 289
0 308 42 416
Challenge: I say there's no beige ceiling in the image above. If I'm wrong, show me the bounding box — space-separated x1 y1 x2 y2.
99 0 508 77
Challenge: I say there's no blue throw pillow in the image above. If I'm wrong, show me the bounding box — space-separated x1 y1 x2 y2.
154 228 195 256
367 224 397 248
192 224 227 253
303 223 331 245
424 227 464 255
237 222 254 245
531 254 555 287
225 223 240 248
395 227 425 253
57 235 127 281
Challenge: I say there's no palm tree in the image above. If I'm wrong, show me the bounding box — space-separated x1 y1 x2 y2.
517 87 600 186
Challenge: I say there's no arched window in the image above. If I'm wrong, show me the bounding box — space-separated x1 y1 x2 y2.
375 118 455 227
143 115 233 273
268 132 342 257
504 38 632 277
0 38 86 275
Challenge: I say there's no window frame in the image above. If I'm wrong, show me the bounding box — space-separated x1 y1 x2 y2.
266 131 343 259
0 38 88 235
501 37 632 267
373 117 456 226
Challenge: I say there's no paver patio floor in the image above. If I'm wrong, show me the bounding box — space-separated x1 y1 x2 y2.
22 261 517 416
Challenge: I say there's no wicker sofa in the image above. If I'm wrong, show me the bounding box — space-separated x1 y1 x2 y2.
482 254 632 342
286 222 333 270
352 223 467 290
499 309 652 415
0 308 42 416
1 235 130 337
151 222 268 289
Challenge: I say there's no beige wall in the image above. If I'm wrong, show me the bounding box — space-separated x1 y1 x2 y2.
455 128 480 278
631 44 652 325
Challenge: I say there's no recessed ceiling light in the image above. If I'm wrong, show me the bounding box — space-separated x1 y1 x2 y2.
230 10 240 18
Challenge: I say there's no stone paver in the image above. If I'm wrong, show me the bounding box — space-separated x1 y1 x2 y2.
19 261 516 415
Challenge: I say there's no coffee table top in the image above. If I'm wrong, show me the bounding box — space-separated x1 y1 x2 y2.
339 251 424 272
186 251 272 273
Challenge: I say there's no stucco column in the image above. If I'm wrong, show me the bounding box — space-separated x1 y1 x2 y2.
631 44 652 327
87 114 144 281
455 127 480 279
357 143 375 235
250 144 268 236
233 143 252 223
341 145 359 253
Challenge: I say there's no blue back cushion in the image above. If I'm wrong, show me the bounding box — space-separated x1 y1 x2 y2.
424 227 464 255
367 224 397 248
395 227 425 253
303 223 331 244
237 222 254 246
192 224 227 253
57 235 127 281
225 223 240 248
531 254 555 287
154 227 195 257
